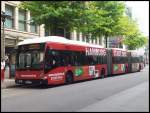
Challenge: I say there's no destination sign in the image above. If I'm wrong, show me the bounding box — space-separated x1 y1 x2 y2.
86 48 106 56
113 50 127 57
18 43 45 51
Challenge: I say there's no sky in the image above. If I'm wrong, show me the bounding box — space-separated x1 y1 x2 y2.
125 1 149 37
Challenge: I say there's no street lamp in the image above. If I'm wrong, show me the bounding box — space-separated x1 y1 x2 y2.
1 11 12 61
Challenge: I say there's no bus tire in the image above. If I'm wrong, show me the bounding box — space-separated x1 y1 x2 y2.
101 69 105 79
65 71 74 84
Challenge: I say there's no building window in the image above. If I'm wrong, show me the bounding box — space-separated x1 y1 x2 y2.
45 29 50 36
95 38 97 44
82 35 85 42
86 35 89 43
119 43 123 48
5 4 14 29
91 38 94 43
30 23 37 33
30 16 37 33
19 10 27 31
99 38 101 45
77 32 79 41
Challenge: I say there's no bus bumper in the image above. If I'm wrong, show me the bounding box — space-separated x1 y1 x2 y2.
15 79 48 85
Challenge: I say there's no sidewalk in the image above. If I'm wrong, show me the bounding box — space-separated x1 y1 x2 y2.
1 79 16 89
78 82 149 112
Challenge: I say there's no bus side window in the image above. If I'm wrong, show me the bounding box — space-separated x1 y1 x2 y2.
60 51 65 66
70 52 75 66
104 56 106 64
88 56 94 65
45 49 51 69
63 51 70 66
79 52 85 66
74 54 79 66
53 50 62 67
45 50 58 69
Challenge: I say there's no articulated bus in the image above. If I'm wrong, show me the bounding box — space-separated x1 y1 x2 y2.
15 36 143 85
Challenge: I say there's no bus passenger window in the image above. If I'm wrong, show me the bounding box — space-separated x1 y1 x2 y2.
52 60 56 65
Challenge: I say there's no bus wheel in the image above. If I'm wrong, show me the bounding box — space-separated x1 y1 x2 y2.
101 69 105 79
65 71 74 84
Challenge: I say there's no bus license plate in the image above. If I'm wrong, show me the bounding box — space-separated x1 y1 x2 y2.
25 80 32 84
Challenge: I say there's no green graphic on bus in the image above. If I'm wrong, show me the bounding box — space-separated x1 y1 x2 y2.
114 64 118 71
121 64 125 71
75 68 83 76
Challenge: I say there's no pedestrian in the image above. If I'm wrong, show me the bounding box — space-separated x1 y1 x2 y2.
5 55 11 79
5 55 10 68
1 59 5 81
1 58 6 70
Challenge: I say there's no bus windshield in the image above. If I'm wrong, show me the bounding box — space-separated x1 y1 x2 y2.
17 51 44 70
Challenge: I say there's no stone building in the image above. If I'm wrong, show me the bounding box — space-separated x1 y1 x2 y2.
1 1 45 65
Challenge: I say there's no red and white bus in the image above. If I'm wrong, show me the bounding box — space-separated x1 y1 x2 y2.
15 36 142 85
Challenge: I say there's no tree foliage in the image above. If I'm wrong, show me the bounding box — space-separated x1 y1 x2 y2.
123 33 148 50
116 15 148 50
78 1 126 47
90 1 125 37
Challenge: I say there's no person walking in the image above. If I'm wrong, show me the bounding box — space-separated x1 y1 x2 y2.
1 59 5 82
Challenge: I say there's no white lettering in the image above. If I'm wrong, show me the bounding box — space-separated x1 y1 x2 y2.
51 76 63 80
48 72 64 77
113 50 127 57
86 48 106 56
49 73 64 80
21 75 36 77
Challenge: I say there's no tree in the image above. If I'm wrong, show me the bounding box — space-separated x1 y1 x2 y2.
84 1 126 48
116 15 148 50
114 16 139 36
19 1 86 38
123 33 148 50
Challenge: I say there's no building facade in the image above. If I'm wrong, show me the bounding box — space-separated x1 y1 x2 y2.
1 1 45 64
70 31 126 50
70 30 105 47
